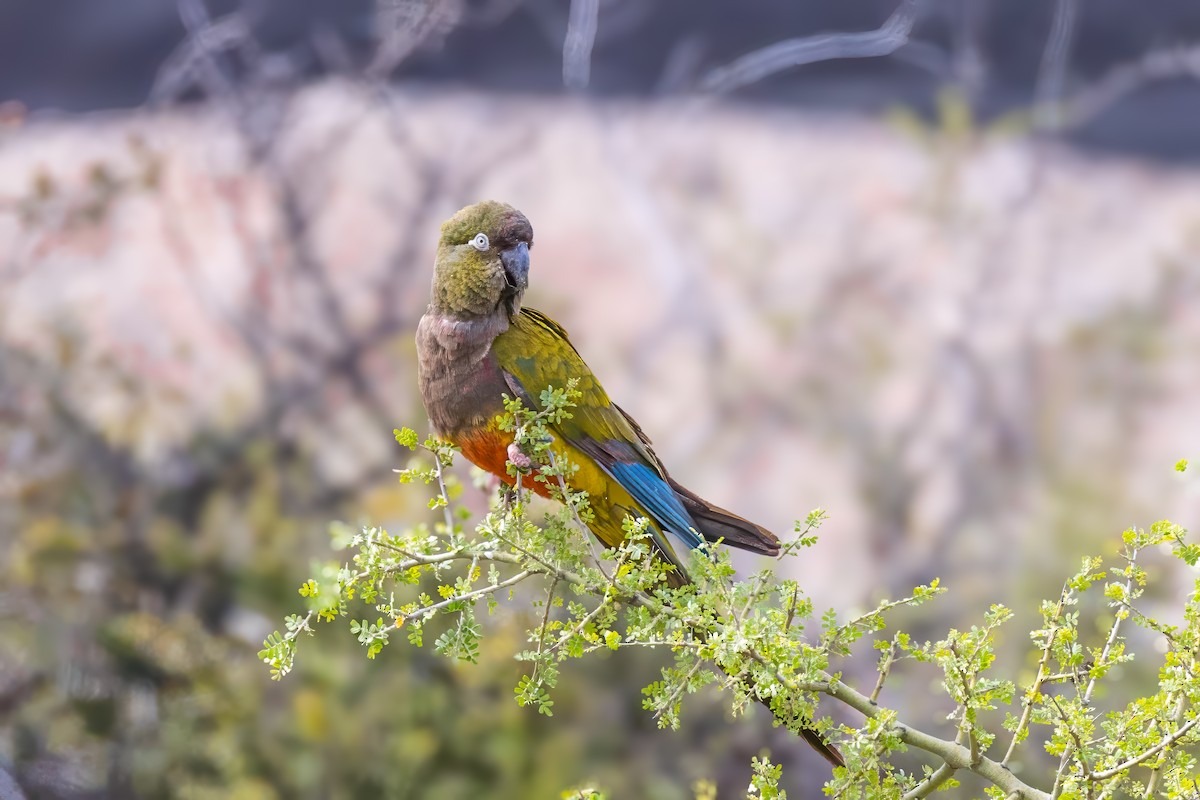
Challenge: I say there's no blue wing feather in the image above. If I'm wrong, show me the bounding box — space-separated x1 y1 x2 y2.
498 308 707 568
609 461 704 552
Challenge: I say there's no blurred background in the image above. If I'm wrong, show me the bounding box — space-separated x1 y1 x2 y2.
2 1 1200 798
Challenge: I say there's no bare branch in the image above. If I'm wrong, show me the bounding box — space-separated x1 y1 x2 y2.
1033 0 1080 131
367 0 465 81
951 0 987 98
1062 44 1200 131
152 1 249 104
562 0 600 90
698 0 923 94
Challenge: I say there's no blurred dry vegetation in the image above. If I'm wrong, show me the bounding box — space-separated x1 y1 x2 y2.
2 0 1200 797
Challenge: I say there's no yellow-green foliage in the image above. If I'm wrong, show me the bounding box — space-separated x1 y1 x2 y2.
268 391 1200 799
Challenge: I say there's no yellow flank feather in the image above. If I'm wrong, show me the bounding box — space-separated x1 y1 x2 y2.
491 309 682 562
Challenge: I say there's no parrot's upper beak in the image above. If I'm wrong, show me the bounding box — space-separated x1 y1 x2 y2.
500 241 530 291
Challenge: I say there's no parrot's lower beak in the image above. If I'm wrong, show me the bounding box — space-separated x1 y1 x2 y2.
500 241 530 290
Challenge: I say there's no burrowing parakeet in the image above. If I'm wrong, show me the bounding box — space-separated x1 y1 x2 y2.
415 200 842 767
416 199 781 580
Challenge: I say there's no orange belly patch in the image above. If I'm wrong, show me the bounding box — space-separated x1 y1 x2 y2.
455 426 554 498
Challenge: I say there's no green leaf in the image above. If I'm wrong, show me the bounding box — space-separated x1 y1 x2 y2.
393 427 419 449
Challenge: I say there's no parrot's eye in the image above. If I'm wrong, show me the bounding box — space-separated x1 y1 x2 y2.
469 232 490 251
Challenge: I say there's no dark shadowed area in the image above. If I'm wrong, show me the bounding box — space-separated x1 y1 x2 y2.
2 1 1199 798
6 1 1200 158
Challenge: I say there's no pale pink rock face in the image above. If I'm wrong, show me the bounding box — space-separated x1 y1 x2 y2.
2 82 1198 603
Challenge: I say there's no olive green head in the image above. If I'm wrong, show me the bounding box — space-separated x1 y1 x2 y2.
431 200 534 318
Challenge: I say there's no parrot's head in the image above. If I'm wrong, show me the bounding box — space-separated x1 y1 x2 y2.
432 200 534 319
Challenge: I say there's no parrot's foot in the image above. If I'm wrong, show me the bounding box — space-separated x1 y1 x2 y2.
506 441 533 471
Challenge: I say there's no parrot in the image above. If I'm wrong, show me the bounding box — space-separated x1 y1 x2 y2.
415 200 842 768
416 199 783 583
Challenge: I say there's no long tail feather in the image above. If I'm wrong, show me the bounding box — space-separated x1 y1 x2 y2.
801 726 846 768
668 479 781 556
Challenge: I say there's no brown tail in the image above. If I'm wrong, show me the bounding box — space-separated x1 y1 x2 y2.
801 724 845 768
668 478 781 556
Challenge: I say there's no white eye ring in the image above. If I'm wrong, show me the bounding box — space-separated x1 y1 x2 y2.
469 232 489 251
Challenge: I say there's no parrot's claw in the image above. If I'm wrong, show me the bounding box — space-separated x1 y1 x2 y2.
506 441 533 471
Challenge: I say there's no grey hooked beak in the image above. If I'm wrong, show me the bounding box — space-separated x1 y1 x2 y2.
500 241 530 290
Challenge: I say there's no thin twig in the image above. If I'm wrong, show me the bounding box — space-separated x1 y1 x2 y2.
1049 696 1092 781
367 0 463 80
430 447 457 533
1062 44 1200 131
562 0 600 89
1083 553 1138 705
1141 695 1187 798
734 567 773 626
784 586 799 632
1003 582 1071 767
529 575 561 686
827 592 931 650
698 0 923 93
152 5 250 103
656 658 706 724
948 640 980 766
1033 0 1079 131
547 591 609 655
546 449 613 583
403 570 534 622
870 640 896 705
1090 716 1199 781
1051 547 1141 798
901 760 958 800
